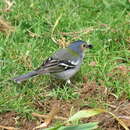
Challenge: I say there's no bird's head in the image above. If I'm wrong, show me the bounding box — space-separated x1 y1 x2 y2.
68 40 93 54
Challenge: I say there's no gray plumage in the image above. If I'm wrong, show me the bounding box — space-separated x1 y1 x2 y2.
12 40 93 83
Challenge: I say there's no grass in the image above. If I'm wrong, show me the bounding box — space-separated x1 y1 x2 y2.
0 0 130 123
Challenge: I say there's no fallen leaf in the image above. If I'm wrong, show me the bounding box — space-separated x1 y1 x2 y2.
67 109 105 122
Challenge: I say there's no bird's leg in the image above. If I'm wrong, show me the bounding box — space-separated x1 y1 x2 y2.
66 79 71 84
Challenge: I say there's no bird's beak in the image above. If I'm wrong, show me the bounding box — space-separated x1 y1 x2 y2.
86 44 93 49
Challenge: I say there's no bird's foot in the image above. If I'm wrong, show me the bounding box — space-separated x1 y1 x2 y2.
66 79 71 84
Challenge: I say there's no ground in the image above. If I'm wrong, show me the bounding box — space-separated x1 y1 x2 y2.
0 0 130 130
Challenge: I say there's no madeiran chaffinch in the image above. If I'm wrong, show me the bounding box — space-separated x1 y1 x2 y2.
12 40 93 83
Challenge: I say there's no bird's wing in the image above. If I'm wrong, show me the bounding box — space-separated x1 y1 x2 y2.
35 57 78 74
35 48 81 74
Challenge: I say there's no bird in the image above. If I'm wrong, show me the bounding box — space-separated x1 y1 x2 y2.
12 40 93 84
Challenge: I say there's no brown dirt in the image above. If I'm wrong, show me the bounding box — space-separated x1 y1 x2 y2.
0 112 37 130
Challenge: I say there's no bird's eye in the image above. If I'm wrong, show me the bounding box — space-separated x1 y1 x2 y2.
82 44 86 48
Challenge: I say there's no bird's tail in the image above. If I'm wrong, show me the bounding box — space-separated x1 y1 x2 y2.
11 71 38 83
